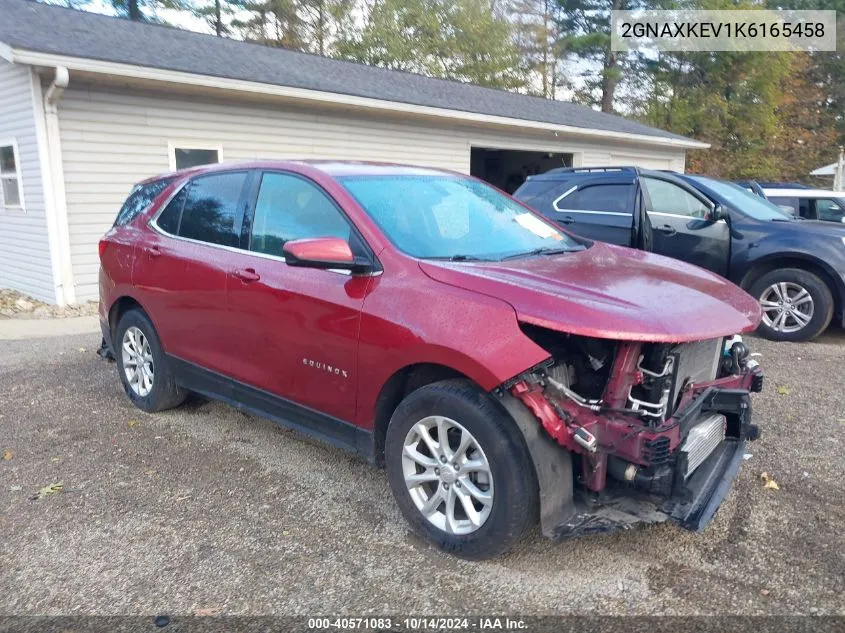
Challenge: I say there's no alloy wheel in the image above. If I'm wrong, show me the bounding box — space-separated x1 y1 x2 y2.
759 282 814 334
122 326 154 397
401 415 494 535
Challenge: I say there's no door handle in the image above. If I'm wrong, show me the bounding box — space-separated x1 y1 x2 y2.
143 246 162 258
558 215 575 225
657 224 677 236
234 268 261 283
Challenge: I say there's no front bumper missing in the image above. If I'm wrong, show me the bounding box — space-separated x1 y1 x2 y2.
542 386 760 541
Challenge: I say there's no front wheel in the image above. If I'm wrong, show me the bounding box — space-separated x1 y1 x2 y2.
749 268 834 342
384 380 538 559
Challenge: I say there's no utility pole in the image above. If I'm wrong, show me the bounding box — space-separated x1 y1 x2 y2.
835 146 844 192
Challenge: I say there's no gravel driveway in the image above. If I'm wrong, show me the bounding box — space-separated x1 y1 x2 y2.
1 330 843 617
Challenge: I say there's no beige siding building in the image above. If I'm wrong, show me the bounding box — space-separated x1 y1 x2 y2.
0 0 706 304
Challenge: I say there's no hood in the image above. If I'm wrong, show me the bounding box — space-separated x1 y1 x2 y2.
774 218 845 237
419 242 761 343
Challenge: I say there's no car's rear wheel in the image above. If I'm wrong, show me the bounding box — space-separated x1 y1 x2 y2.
750 268 834 342
115 308 186 412
385 380 538 559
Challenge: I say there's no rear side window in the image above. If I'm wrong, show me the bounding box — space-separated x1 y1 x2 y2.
115 178 172 226
556 183 633 214
156 186 187 235
170 172 248 247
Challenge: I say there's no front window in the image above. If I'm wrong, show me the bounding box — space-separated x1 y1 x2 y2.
337 175 582 260
249 172 351 256
815 199 845 223
688 176 791 221
642 177 710 218
0 143 23 211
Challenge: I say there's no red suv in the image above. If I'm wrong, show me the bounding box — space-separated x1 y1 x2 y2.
99 161 763 558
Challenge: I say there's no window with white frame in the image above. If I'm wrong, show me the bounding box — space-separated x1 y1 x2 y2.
0 142 23 211
170 145 221 171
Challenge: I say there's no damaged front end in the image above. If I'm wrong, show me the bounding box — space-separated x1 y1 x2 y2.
498 325 764 541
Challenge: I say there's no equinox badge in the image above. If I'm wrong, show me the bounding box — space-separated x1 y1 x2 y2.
302 358 348 378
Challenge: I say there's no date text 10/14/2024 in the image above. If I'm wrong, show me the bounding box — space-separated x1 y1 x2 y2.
307 617 529 630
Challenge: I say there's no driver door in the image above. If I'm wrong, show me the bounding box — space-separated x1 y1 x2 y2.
225 170 373 422
639 176 730 276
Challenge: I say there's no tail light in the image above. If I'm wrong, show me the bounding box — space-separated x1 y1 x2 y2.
98 239 107 259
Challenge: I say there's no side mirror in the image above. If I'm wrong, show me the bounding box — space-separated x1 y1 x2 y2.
707 203 726 222
283 237 371 274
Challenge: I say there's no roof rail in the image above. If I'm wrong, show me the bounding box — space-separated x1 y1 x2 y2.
546 166 641 175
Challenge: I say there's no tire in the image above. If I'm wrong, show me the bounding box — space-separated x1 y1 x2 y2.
385 379 538 559
114 308 186 412
749 268 834 342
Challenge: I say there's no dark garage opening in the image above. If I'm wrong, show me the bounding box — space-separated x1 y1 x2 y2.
470 147 573 194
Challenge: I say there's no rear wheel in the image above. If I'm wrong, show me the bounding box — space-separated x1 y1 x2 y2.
385 380 538 559
750 268 833 342
115 309 186 412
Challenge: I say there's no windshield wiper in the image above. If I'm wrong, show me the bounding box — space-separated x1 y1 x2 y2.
500 245 583 260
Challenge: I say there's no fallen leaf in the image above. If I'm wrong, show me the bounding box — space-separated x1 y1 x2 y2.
78 348 86 352
282 530 290 536
2 450 12 461
776 386 790 396
760 472 780 490
31 482 63 500
127 420 138 428
51 456 60 463
194 607 221 617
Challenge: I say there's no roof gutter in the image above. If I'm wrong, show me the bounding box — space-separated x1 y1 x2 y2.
6 47 710 151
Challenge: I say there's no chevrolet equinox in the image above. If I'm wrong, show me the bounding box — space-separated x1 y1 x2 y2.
99 161 764 559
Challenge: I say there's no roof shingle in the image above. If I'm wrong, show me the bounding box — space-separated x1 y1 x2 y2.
0 0 692 143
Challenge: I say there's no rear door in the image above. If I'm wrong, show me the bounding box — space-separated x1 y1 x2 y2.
518 177 637 246
134 170 250 376
639 175 730 276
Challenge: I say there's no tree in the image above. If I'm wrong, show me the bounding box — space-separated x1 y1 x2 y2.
509 0 566 98
768 53 839 181
769 0 845 145
641 49 792 178
109 0 189 21
232 0 304 48
193 0 236 35
340 0 527 90
233 0 356 55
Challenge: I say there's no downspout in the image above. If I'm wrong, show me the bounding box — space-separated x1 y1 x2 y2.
43 66 76 305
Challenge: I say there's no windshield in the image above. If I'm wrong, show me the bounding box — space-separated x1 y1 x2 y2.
687 176 792 221
337 175 582 260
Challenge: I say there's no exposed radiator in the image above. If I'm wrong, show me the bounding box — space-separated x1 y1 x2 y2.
670 338 723 408
681 413 726 478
